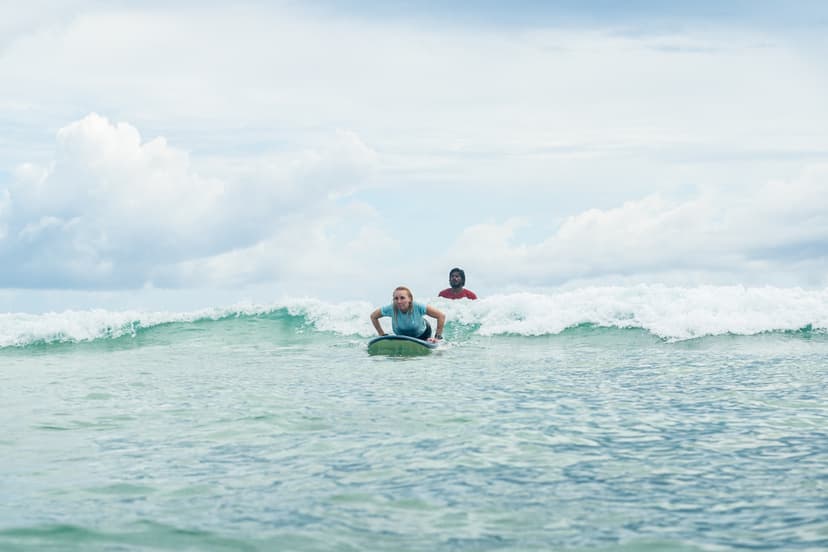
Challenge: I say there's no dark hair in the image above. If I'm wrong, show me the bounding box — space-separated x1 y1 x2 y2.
449 267 466 285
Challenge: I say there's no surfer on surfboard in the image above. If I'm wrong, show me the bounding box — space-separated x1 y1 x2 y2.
370 286 446 343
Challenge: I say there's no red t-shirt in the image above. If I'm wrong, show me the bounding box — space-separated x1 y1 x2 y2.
438 288 478 300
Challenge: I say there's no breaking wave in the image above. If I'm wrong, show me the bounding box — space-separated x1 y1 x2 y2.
1 285 826 348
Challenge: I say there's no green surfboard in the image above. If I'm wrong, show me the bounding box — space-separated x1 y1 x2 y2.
367 335 437 356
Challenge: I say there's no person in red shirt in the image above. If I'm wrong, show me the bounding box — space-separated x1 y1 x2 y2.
438 267 478 300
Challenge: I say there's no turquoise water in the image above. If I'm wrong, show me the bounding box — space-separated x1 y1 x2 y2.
2 302 828 551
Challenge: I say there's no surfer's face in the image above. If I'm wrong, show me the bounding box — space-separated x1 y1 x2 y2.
450 272 464 288
393 291 412 311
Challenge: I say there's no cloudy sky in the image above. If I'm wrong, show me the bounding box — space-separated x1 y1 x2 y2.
1 1 827 311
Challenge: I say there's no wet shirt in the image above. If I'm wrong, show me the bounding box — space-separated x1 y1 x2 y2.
438 288 478 300
380 301 428 336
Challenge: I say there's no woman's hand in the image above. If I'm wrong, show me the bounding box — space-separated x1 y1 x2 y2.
370 308 386 336
425 305 446 342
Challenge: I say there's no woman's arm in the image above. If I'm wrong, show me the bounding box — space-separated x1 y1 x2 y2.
426 305 446 340
370 308 386 336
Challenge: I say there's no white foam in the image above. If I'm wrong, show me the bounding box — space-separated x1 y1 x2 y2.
0 304 268 348
437 285 828 340
1 285 826 347
282 297 374 335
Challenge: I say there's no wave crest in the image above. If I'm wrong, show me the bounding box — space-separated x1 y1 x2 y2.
1 285 826 348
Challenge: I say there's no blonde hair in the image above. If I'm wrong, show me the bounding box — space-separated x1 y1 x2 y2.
392 286 413 329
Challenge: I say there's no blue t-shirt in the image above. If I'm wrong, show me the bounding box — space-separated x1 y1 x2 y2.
380 301 428 337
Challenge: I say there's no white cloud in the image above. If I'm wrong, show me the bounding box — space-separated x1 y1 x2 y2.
3 4 826 165
1 4 827 303
4 112 824 295
6 114 226 266
151 203 397 292
1 113 381 289
452 165 828 288
285 129 379 200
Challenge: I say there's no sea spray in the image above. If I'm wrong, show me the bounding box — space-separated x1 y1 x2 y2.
1 285 826 348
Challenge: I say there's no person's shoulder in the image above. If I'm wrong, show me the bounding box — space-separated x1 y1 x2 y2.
465 289 478 299
438 288 452 298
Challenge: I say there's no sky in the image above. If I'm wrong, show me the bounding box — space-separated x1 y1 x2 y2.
1 1 827 311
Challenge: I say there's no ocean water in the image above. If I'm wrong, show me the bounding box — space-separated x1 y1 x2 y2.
1 285 827 551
